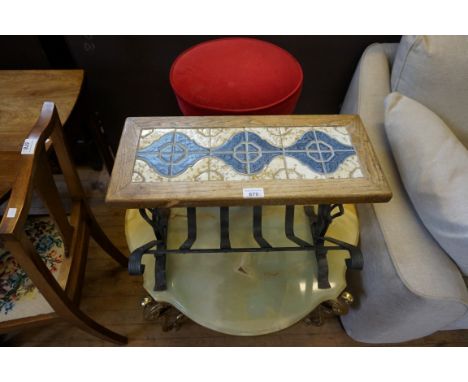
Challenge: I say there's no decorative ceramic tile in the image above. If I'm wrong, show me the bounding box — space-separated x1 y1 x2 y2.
180 128 212 147
210 127 244 147
132 127 363 182
244 127 283 147
167 158 211 182
277 127 313 147
139 129 174 149
133 159 170 183
283 156 327 180
326 155 363 179
209 157 252 181
315 126 352 146
248 156 290 180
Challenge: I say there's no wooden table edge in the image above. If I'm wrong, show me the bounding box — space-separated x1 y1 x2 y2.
106 114 393 208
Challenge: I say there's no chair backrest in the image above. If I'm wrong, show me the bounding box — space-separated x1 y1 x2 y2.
0 102 85 311
0 102 127 344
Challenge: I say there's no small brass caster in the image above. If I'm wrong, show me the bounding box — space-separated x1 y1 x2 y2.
141 297 152 307
326 300 349 316
339 291 354 305
162 313 186 332
304 308 325 326
140 295 188 331
303 291 355 326
141 296 171 321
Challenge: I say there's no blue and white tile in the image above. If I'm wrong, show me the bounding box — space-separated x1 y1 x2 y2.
133 159 170 182
315 126 352 146
139 128 174 149
248 151 281 174
283 156 327 180
210 128 245 147
320 150 356 174
313 130 354 151
325 154 364 179
137 133 209 177
278 127 314 147
249 156 288 180
212 153 249 174
180 128 211 148
134 125 362 182
141 129 154 138
208 157 251 181
169 157 211 182
244 131 281 152
286 151 327 174
245 127 283 147
211 131 247 154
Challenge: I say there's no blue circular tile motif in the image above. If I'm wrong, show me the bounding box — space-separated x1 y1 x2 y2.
233 142 261 163
136 130 356 177
159 142 187 164
306 140 335 163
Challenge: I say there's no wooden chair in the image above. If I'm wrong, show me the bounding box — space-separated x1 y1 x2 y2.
0 102 127 344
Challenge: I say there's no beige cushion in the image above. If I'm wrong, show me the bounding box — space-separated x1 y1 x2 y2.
344 44 466 301
340 44 468 342
384 92 468 274
391 36 468 148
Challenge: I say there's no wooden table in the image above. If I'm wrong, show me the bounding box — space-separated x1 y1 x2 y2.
106 114 391 334
107 114 391 286
107 115 391 207
0 70 84 199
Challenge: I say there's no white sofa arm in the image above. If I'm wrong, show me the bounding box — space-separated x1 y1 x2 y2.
341 43 397 153
339 42 468 343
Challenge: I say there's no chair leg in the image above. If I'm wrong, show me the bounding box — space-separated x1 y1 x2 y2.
35 150 74 252
84 203 128 268
4 233 127 345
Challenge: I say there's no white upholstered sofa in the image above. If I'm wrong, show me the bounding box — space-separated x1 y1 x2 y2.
340 36 468 343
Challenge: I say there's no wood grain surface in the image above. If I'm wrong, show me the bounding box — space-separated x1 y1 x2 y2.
0 70 84 199
106 115 392 208
0 70 83 150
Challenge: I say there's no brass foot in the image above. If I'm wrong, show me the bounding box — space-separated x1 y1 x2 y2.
304 291 354 326
141 297 171 320
161 312 187 332
141 296 187 331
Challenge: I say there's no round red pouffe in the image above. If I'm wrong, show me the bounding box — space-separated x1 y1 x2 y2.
170 38 303 115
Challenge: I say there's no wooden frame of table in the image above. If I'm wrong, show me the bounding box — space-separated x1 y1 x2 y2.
106 115 391 208
106 115 391 292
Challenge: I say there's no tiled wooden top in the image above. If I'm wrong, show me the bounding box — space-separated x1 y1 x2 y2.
106 115 391 207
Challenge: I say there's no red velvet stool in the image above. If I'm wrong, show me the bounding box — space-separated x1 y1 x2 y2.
170 38 303 115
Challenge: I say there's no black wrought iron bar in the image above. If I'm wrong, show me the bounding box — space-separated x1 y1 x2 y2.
144 245 350 255
139 208 169 291
128 240 158 275
154 254 167 291
315 249 330 289
180 207 197 250
220 206 231 249
133 205 363 292
304 204 346 290
139 208 153 227
285 205 310 247
154 209 169 291
253 206 272 248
